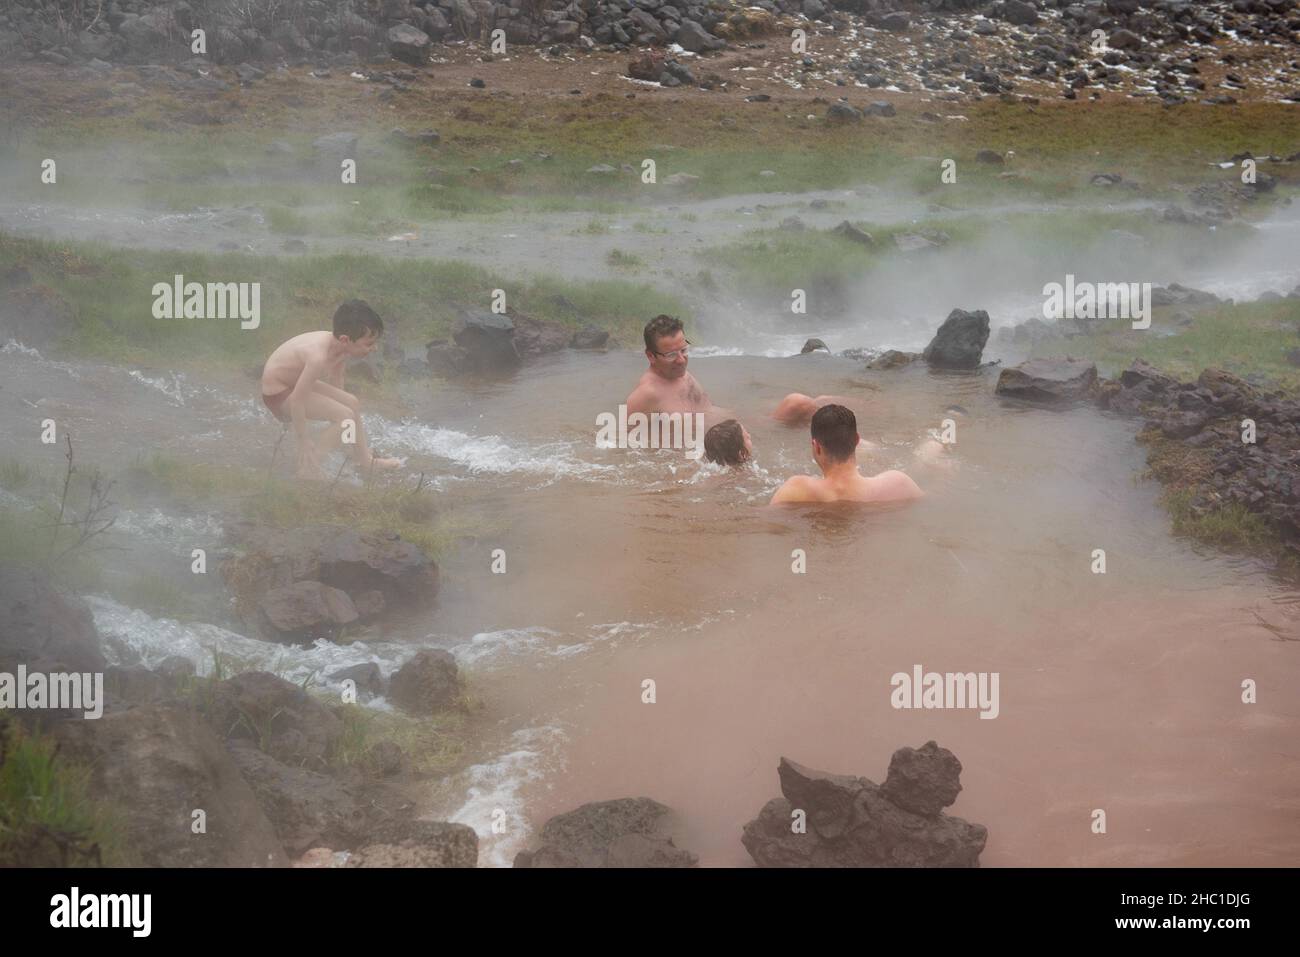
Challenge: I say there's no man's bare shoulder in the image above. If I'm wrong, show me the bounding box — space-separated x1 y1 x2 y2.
770 474 820 505
872 469 924 501
626 374 662 413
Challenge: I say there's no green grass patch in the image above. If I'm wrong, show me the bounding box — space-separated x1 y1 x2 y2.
0 232 685 366
1163 489 1278 549
0 717 123 866
126 451 461 560
1030 299 1300 391
8 87 1298 212
329 704 471 777
605 248 642 268
0 458 38 492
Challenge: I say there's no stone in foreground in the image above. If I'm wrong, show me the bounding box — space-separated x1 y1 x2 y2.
514 797 697 867
996 357 1098 404
741 743 986 867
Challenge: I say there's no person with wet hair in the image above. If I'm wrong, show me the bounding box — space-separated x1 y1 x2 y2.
260 299 400 480
703 419 753 466
770 404 923 505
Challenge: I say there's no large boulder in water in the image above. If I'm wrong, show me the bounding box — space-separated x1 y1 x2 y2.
512 313 571 358
996 357 1098 404
388 649 461 716
53 704 288 866
741 745 986 867
0 562 106 680
429 311 522 374
514 797 698 867
257 581 359 645
882 740 963 817
923 309 990 370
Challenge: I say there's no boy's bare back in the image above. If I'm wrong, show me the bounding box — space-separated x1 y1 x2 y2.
261 331 341 394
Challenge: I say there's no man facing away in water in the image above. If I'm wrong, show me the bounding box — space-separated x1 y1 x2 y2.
770 404 924 505
626 314 731 423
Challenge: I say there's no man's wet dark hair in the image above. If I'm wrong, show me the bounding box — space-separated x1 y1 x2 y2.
811 404 859 463
333 299 384 341
704 419 749 466
644 314 683 353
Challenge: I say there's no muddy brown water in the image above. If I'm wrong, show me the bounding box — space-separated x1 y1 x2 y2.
3 338 1298 867
370 351 1300 867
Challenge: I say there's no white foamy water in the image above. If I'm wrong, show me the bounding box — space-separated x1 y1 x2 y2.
370 418 618 484
86 596 410 698
128 369 189 405
1 339 81 377
113 507 224 545
445 725 569 868
2 339 43 358
449 619 656 669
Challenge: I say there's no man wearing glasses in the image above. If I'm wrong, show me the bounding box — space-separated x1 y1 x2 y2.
626 314 721 418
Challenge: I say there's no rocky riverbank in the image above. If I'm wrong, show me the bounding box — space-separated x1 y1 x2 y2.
0 540 481 867
993 355 1300 565
5 1 1298 107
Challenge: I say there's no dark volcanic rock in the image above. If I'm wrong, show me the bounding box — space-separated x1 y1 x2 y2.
1119 358 1178 393
999 0 1039 26
1160 410 1210 439
327 662 386 697
741 747 986 867
257 580 358 645
388 649 461 715
831 220 875 246
512 313 571 357
386 24 430 65
923 308 990 370
514 797 698 867
826 102 863 123
882 740 963 818
996 357 1098 404
449 310 522 373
